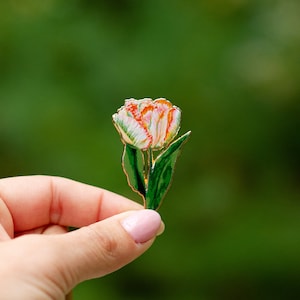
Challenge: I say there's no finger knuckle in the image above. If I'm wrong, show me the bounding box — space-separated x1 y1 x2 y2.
87 227 119 262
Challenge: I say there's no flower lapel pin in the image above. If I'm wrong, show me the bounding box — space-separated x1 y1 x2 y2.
113 98 191 210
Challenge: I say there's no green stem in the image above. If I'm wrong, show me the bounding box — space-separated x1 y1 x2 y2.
143 148 155 208
148 148 153 173
142 150 148 185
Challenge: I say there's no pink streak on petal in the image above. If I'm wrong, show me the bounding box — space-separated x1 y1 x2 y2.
124 99 153 149
165 107 181 144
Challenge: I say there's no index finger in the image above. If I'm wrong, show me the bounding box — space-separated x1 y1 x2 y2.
0 175 142 233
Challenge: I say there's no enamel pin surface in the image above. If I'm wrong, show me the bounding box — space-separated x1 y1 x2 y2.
113 98 191 210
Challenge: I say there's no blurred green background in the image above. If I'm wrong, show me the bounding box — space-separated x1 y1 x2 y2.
1 0 300 299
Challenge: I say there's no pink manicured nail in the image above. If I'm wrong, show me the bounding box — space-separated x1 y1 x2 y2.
121 210 162 243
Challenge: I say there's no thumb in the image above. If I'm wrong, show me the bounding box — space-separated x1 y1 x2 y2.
57 209 163 288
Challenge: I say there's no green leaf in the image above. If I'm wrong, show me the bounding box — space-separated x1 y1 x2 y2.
122 144 146 200
146 131 191 210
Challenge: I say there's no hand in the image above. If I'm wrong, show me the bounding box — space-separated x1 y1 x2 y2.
0 176 164 300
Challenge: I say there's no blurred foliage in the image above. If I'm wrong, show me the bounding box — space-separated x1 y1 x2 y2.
1 0 300 299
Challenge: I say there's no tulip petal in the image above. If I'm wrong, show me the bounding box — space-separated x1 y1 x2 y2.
164 107 181 145
147 98 181 149
147 105 164 149
112 109 151 150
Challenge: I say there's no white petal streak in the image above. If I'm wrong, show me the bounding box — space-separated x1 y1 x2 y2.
113 111 150 149
165 107 181 144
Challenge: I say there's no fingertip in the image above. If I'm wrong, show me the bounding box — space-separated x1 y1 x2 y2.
121 209 163 244
157 220 165 237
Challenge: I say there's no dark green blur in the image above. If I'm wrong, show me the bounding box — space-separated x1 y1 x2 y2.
1 1 300 299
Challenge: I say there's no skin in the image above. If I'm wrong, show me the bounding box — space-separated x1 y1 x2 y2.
0 176 163 300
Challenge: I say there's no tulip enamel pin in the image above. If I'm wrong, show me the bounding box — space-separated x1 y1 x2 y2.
113 98 191 210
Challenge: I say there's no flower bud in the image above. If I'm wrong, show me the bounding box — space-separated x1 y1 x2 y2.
112 98 181 150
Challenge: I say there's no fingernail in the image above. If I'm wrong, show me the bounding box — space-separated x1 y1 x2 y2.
121 210 162 243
